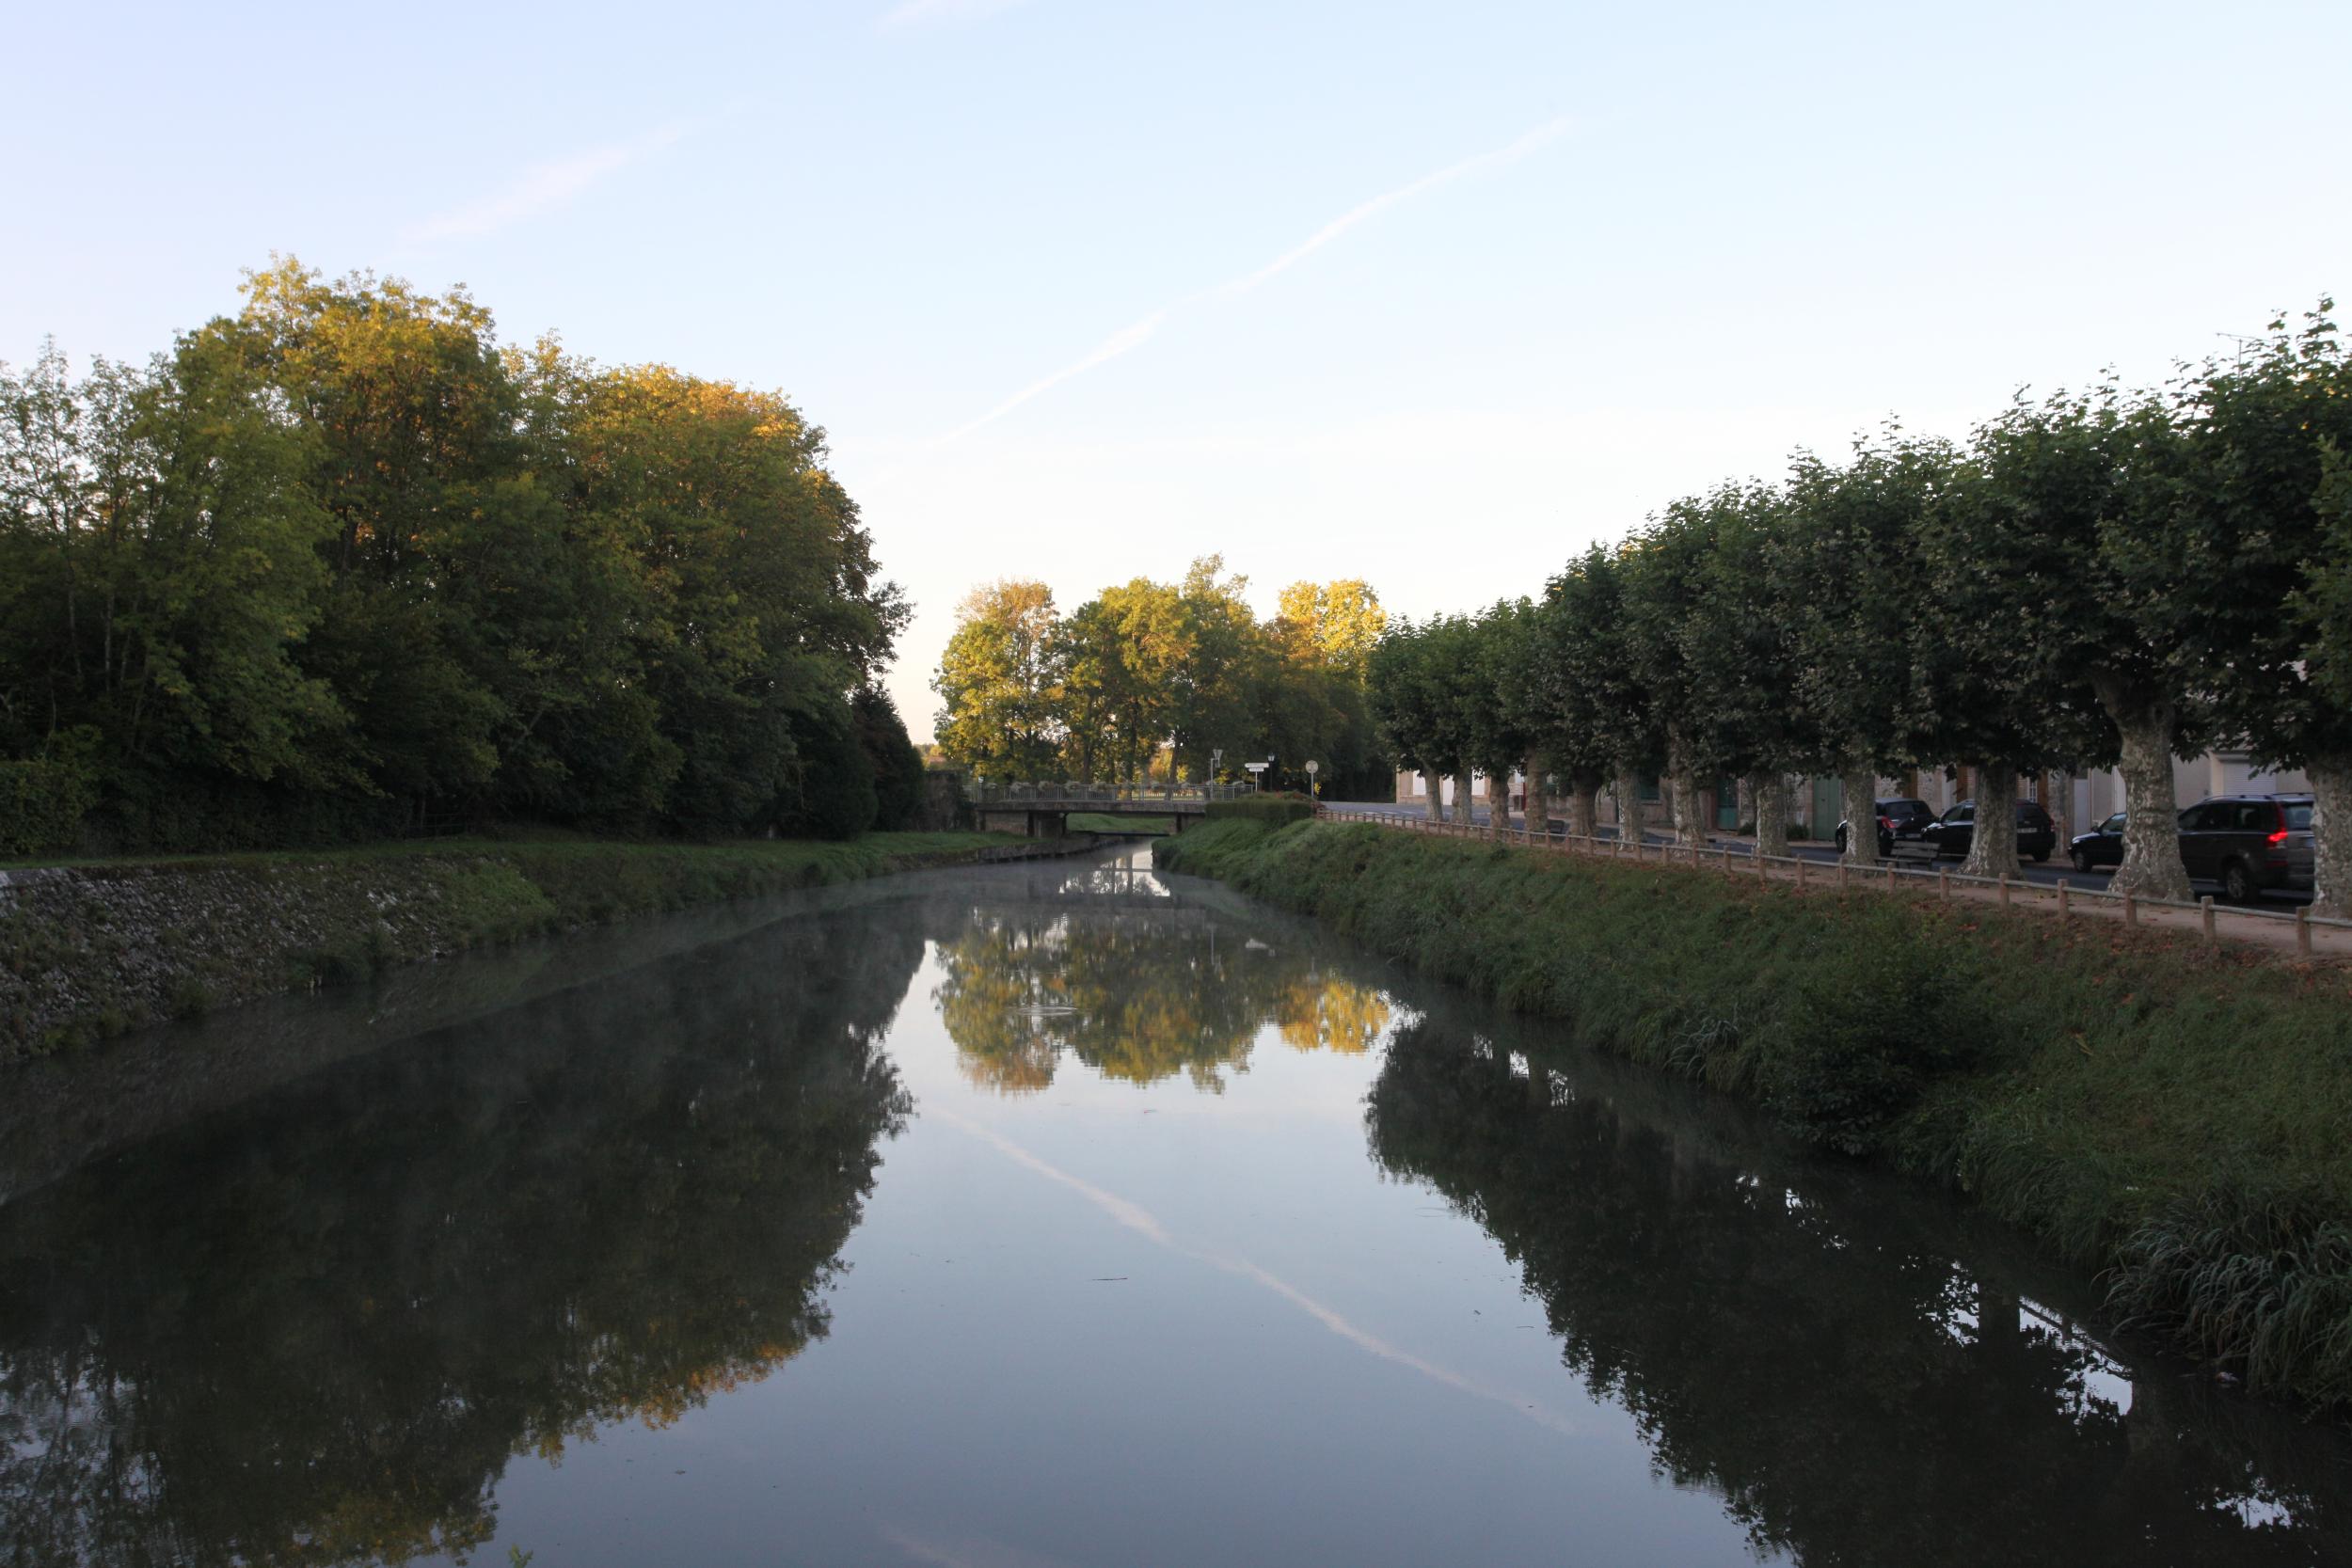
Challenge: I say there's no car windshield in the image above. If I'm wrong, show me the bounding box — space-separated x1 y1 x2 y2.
2284 801 2313 831
2101 813 2124 833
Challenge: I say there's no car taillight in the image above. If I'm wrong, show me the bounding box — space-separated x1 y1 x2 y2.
2268 829 2290 846
1878 816 1894 831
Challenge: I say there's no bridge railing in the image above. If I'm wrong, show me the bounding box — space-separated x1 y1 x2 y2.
968 780 1263 807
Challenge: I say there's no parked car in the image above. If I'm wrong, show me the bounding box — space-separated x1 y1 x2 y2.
1919 799 2058 863
2067 812 2126 873
1834 798 1935 857
2177 794 2314 903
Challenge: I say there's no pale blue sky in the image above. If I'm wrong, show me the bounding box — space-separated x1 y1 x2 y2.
8 1 2348 738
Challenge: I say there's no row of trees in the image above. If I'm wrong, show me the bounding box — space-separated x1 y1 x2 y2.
0 261 922 850
1371 303 2352 916
930 560 1390 797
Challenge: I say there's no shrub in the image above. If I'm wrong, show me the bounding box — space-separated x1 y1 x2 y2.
0 751 98 858
1206 794 1316 826
775 704 878 841
1760 933 1980 1154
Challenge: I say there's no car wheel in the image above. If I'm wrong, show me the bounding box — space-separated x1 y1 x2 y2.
2222 859 2254 905
1835 826 1848 853
2031 848 2050 863
2069 847 2091 874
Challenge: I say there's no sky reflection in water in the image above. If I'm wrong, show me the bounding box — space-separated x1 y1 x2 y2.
2 846 2348 1567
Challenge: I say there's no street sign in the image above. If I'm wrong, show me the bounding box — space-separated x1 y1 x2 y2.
1243 762 1268 774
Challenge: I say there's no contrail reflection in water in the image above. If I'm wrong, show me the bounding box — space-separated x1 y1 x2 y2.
929 1105 1580 1438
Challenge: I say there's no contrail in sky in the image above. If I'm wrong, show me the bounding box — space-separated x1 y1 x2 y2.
943 114 1572 441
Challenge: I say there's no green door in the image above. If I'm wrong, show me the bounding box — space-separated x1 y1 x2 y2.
1715 777 1740 831
1810 776 1842 835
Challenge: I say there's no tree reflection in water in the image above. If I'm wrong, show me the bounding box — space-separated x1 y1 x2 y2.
1365 1013 2352 1568
935 906 1391 1093
0 909 921 1568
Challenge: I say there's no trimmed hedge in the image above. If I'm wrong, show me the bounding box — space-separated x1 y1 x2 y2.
1205 793 1316 826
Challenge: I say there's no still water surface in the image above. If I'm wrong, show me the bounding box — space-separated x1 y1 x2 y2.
4 847 2350 1566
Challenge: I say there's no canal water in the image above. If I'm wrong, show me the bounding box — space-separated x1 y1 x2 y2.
4 845 2348 1567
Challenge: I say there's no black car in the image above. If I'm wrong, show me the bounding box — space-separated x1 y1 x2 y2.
1834 798 1934 857
2067 812 2126 873
2178 794 2315 902
1920 799 2057 863
2066 797 2315 899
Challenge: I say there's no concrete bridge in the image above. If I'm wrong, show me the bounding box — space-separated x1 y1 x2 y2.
968 783 1254 839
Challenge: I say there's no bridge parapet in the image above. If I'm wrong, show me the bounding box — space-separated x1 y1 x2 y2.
967 781 1257 810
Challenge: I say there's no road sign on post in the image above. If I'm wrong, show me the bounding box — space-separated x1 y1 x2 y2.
1305 760 1319 803
1243 761 1268 794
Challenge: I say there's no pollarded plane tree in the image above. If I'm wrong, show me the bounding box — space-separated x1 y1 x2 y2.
2169 304 2352 917
1461 599 1542 842
1520 544 1654 844
1769 430 1949 867
1913 394 2134 880
1368 618 1452 823
1622 495 1748 848
1678 481 1817 860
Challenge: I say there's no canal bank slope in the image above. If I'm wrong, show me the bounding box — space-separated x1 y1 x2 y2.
1157 816 2352 1412
0 831 1070 1059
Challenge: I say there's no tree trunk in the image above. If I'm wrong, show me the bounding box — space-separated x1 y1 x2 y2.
1423 771 1443 823
2104 697 2191 902
1754 773 1790 859
1613 766 1644 847
1669 768 1705 847
1521 756 1549 844
2308 753 2352 923
1486 770 1511 842
1840 765 1880 866
1451 769 1474 826
1566 775 1601 840
1961 760 2020 878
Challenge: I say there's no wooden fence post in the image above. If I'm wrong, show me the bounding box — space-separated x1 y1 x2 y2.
2201 895 2216 944
2057 879 2070 923
2123 892 2138 927
2298 905 2312 957
1998 873 2011 909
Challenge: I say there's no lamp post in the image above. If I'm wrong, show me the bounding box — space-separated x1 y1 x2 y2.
1306 759 1319 805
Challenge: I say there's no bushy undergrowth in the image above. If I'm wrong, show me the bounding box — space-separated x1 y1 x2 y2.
1158 817 2352 1408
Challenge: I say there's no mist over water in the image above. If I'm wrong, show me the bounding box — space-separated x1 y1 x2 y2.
3 847 2346 1567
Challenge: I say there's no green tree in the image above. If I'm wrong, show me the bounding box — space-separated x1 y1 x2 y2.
1170 556 1270 782
1522 545 1641 841
1955 387 2201 899
2170 304 2352 914
1771 431 1948 866
1915 398 2127 877
933 579 1064 778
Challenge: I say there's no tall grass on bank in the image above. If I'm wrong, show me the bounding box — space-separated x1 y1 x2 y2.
1157 816 2352 1409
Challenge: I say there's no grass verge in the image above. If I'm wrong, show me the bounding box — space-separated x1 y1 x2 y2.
1158 816 2352 1410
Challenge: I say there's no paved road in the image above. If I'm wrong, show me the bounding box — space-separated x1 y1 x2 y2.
1321 800 2316 910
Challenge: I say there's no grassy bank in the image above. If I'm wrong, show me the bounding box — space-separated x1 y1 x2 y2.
2 830 1027 1058
1158 817 2352 1410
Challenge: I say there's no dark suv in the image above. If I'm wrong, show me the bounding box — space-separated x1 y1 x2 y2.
1835 798 1934 857
1919 799 2058 863
2177 794 2315 902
